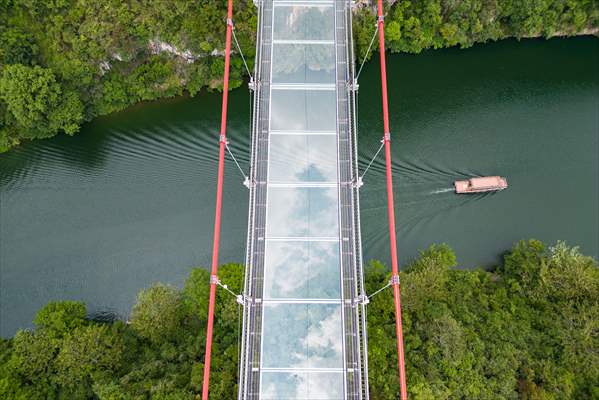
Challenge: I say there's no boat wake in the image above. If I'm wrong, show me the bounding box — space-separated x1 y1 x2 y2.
429 187 454 194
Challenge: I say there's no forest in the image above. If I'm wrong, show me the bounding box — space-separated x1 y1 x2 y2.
0 239 597 399
0 0 598 152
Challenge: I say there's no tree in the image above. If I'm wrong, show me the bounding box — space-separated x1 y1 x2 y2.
182 264 243 397
0 331 58 399
401 243 456 311
10 331 56 383
542 241 599 302
130 283 185 344
0 377 34 400
128 56 182 102
501 238 546 296
33 301 86 338
95 73 132 115
0 246 596 399
0 65 83 139
186 62 209 97
93 382 132 400
2 0 597 153
367 240 599 399
0 28 38 65
55 324 125 390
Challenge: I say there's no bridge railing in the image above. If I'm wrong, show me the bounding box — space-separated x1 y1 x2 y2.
238 0 271 398
336 0 369 398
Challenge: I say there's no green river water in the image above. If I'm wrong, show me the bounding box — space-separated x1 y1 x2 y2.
1 37 597 336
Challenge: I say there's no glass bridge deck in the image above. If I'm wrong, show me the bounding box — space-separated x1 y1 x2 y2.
239 1 368 398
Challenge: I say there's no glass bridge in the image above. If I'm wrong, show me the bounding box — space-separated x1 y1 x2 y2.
238 0 369 398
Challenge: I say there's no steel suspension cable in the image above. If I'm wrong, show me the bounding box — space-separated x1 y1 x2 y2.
215 278 240 299
225 141 248 181
367 279 392 300
360 139 385 181
231 25 254 82
201 0 234 398
375 0 408 398
355 24 379 82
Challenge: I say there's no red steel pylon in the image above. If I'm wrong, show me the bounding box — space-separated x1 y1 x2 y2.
201 0 234 398
376 0 408 398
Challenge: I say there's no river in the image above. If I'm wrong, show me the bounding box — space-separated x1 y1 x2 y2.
1 37 597 336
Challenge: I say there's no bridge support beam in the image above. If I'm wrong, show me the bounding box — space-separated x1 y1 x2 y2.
202 0 234 399
376 0 408 399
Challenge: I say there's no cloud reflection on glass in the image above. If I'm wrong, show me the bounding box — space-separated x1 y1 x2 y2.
261 303 343 369
269 134 337 183
263 241 341 299
266 187 338 238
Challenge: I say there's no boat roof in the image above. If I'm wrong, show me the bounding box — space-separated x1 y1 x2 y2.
470 176 503 187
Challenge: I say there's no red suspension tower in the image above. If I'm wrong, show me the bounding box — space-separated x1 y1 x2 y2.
376 0 409 398
201 0 234 398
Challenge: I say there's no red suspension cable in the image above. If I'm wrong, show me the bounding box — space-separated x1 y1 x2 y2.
201 0 234 399
376 0 408 398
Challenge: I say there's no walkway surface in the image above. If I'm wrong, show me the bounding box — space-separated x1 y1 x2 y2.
238 0 369 399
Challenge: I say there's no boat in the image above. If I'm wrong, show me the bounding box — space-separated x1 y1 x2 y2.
454 176 508 194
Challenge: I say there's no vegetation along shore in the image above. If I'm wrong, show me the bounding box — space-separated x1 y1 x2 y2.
1 240 597 399
1 0 598 152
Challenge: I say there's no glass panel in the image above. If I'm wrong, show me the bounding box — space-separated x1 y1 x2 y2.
261 371 344 399
261 303 343 368
273 6 334 41
266 187 338 237
264 241 340 299
269 135 337 183
270 90 336 132
272 44 335 84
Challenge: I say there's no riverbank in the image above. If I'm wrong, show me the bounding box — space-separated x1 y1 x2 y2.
1 36 597 337
1 0 598 152
1 240 597 399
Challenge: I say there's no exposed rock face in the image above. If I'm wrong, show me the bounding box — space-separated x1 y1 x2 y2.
99 61 111 74
148 39 198 63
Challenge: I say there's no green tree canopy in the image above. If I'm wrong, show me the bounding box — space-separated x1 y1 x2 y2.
0 247 596 398
10 331 56 383
33 301 86 338
366 241 599 399
130 283 185 344
56 324 125 391
0 64 83 140
0 28 38 65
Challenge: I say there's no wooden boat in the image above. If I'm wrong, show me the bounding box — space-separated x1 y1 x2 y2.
454 176 508 194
